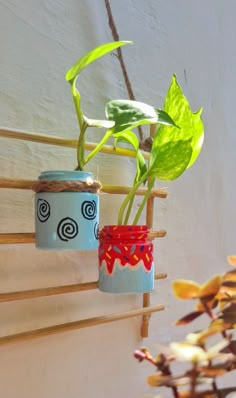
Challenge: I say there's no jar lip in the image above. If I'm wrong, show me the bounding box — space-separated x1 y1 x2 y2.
99 225 149 242
38 170 93 182
102 225 148 231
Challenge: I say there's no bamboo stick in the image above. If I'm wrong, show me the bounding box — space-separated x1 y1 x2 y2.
0 305 165 346
147 230 167 240
0 230 166 245
0 273 167 304
0 178 168 198
0 281 98 302
101 185 167 198
0 127 150 160
0 233 35 244
141 124 157 338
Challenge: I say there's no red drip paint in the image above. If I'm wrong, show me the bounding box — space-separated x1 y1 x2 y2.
99 225 153 275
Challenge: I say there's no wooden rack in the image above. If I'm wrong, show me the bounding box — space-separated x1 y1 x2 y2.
0 127 167 344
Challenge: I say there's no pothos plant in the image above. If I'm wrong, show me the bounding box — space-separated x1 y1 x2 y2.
65 41 204 225
135 255 236 398
65 40 175 171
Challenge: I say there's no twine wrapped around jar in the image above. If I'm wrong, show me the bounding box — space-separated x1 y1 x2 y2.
32 179 101 193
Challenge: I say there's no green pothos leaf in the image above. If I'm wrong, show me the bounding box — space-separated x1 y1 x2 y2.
148 75 204 181
149 139 193 180
106 99 176 134
65 41 132 82
113 130 139 150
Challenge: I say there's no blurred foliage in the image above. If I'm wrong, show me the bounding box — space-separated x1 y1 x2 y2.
134 256 236 397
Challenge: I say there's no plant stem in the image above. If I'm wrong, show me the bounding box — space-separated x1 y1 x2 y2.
190 362 198 397
71 80 83 130
70 80 86 169
132 177 155 225
76 122 87 170
123 196 135 225
212 379 221 398
117 172 148 225
84 129 113 165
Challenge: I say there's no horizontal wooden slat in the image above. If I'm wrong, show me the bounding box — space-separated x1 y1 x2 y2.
0 304 165 345
0 273 167 303
0 230 166 245
0 127 150 159
0 233 35 244
0 281 98 302
0 178 168 198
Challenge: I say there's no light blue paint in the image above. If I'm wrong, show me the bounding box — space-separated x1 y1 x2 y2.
35 171 99 251
99 262 154 294
39 170 93 182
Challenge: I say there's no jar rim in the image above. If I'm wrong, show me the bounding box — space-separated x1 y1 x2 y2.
38 170 93 182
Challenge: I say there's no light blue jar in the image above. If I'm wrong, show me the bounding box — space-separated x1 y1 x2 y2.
35 171 99 251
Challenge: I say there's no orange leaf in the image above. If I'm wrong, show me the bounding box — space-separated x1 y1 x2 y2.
186 320 229 345
198 366 226 377
227 255 236 266
199 275 222 298
147 373 172 387
179 392 215 398
222 268 236 282
172 280 200 299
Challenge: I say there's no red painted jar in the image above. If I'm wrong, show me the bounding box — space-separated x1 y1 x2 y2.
98 225 154 293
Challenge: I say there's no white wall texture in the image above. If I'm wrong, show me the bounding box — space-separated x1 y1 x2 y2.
0 0 236 397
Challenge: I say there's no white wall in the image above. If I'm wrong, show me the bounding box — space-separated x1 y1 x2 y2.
0 1 236 397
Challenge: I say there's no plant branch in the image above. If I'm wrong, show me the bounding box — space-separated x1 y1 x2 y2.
104 0 144 143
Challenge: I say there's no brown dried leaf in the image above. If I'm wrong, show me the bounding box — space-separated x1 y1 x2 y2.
221 281 236 288
196 297 218 312
218 387 236 397
172 280 200 299
219 293 236 307
220 339 236 354
220 302 236 324
175 311 203 326
199 275 222 298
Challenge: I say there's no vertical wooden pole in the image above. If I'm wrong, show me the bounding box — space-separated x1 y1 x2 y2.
141 124 156 338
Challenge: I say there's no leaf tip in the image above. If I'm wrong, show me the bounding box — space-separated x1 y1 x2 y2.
227 255 236 266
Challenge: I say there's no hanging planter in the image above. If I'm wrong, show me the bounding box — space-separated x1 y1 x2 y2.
99 225 154 293
97 75 204 294
33 170 100 250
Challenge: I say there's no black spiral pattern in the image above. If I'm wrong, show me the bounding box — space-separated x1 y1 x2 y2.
57 217 79 242
81 200 97 220
94 222 99 240
37 199 50 223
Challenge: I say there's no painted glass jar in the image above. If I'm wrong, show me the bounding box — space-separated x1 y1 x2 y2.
35 170 99 250
98 225 154 293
